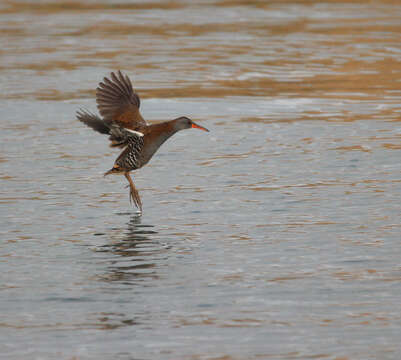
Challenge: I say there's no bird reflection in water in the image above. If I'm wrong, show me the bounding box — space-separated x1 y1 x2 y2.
89 215 168 330
95 215 168 285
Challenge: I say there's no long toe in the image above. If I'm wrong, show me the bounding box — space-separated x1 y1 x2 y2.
128 185 142 212
124 172 142 213
132 187 142 212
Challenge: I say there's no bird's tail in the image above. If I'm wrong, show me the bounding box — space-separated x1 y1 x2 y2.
104 165 123 176
76 109 110 135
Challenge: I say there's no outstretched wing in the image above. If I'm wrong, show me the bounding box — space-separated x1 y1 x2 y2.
96 70 147 130
76 108 110 135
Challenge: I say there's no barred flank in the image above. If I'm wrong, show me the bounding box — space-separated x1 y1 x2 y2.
115 136 144 170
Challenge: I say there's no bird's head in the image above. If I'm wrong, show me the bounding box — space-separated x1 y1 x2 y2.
173 116 209 132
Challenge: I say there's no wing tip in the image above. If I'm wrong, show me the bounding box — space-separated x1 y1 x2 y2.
95 70 144 123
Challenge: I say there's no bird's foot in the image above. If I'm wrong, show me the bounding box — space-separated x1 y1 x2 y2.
124 172 142 213
129 184 142 213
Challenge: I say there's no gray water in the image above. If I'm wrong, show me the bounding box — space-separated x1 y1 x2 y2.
1 1 401 359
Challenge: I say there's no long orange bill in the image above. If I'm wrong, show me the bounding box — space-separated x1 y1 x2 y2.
191 122 209 132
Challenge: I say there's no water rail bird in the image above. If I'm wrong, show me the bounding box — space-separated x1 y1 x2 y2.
77 70 209 213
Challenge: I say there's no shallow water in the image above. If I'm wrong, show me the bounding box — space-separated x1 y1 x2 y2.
1 1 401 359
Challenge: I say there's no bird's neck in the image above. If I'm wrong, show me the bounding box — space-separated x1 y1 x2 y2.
146 120 179 144
142 120 180 163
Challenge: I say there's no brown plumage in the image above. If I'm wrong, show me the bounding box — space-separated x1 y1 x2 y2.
77 70 209 213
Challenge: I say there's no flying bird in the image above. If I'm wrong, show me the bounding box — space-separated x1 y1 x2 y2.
77 70 209 213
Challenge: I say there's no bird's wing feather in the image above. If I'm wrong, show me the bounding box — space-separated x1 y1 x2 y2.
76 109 110 134
108 124 144 148
96 70 147 130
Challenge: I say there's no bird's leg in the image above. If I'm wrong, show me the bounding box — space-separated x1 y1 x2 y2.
124 172 142 213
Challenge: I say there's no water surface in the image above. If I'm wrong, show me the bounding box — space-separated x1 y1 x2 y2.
1 1 401 359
